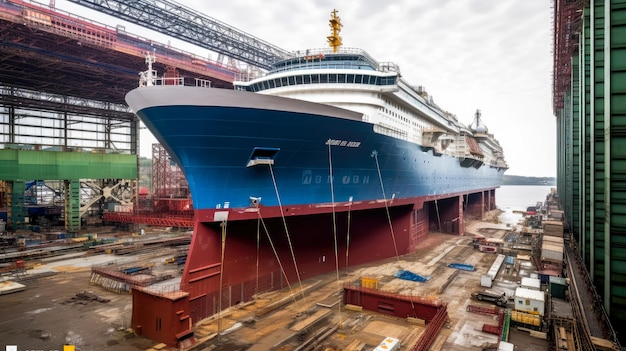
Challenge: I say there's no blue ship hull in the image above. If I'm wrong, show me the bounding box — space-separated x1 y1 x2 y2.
133 93 504 211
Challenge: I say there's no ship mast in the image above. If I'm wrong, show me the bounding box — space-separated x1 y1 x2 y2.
327 9 343 53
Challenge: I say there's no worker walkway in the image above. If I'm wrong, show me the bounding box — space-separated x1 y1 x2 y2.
565 236 619 347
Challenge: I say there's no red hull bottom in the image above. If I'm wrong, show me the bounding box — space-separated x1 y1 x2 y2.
131 188 497 346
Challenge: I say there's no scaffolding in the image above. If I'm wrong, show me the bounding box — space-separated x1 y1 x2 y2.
551 0 584 113
151 143 191 211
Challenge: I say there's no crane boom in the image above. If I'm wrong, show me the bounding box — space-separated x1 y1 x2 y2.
66 0 291 70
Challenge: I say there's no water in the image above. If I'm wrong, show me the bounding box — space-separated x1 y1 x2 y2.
495 185 554 225
496 185 554 212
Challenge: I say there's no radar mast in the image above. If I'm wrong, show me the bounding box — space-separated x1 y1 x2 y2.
327 9 343 53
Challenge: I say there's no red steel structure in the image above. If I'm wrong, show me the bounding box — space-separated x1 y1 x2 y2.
342 285 450 351
552 0 584 113
103 144 193 226
0 0 236 104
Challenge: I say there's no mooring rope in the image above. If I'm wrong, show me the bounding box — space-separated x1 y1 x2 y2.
345 199 352 273
256 216 260 295
371 150 400 262
217 220 227 343
327 143 342 327
268 164 308 305
256 209 297 303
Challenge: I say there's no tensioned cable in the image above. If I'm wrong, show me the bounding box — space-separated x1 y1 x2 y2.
217 220 227 343
328 143 340 284
371 150 400 262
268 164 308 304
256 216 260 295
345 199 352 273
435 198 442 232
256 209 297 303
327 143 342 327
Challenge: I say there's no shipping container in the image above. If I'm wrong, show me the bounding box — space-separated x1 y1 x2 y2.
514 287 545 316
549 276 568 300
510 310 542 327
541 243 563 262
481 274 493 288
521 277 541 290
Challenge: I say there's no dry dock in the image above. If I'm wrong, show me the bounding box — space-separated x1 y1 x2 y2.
0 212 558 350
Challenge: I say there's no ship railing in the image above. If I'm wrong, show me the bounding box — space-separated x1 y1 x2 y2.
289 47 380 67
237 47 400 82
138 76 212 88
194 78 212 87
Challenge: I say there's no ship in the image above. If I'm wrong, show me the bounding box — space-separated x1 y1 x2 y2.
125 10 507 347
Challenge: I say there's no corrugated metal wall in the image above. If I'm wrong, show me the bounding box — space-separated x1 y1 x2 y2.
556 0 626 341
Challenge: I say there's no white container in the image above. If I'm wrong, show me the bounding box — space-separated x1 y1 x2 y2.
514 287 545 316
521 277 541 290
541 244 563 262
374 337 400 351
481 274 493 288
498 341 515 351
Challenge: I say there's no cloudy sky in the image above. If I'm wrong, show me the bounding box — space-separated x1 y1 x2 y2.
59 0 557 177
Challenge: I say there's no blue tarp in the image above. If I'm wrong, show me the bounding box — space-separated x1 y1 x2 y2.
447 263 476 271
394 270 431 282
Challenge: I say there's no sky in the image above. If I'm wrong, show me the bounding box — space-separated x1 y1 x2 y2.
58 0 557 177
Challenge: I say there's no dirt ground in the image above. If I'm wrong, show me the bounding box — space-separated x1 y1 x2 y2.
0 271 151 351
0 213 551 351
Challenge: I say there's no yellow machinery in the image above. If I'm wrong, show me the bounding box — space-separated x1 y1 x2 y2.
327 9 342 52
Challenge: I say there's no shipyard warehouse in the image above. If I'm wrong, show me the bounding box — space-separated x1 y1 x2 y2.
0 0 623 350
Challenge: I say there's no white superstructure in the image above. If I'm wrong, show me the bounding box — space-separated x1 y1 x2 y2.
235 47 507 171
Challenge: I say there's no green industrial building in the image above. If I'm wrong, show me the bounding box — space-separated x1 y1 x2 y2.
555 0 626 344
0 87 139 234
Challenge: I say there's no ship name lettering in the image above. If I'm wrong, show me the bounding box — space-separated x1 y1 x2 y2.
308 174 368 184
302 172 312 184
325 139 361 148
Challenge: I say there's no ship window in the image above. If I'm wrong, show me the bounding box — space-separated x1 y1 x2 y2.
288 76 295 85
270 79 276 88
304 75 311 84
379 77 391 85
355 74 363 84
295 75 303 84
262 81 269 90
320 74 328 83
347 74 354 83
338 74 346 83
281 77 288 87
329 74 337 83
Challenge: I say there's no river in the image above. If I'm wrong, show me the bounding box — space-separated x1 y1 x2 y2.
495 185 555 225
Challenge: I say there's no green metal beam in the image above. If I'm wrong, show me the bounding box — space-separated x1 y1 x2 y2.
607 0 626 323
9 180 25 230
64 180 81 234
0 150 137 180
